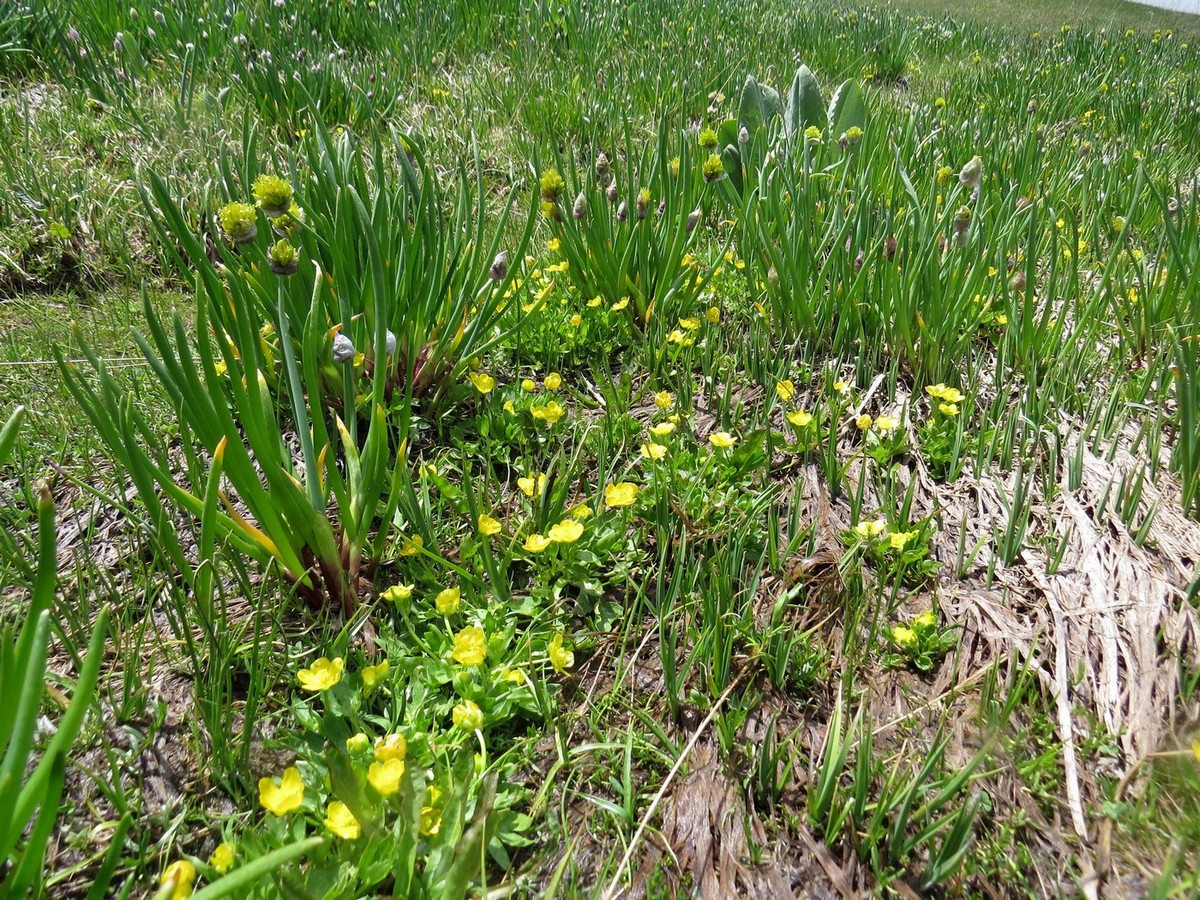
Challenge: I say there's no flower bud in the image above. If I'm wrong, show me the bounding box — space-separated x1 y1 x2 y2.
385 330 397 355
595 152 611 182
331 332 356 364
616 200 628 222
573 190 587 220
606 181 619 203
656 198 666 219
636 188 650 220
738 126 750 144
959 155 982 189
489 250 508 280
686 208 701 232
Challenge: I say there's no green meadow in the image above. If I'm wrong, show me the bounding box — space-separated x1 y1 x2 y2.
2 0 1200 896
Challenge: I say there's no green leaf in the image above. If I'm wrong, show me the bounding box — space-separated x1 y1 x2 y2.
786 65 826 138
828 79 866 138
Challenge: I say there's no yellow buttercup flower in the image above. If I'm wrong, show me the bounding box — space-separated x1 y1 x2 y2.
706 306 721 324
570 502 593 519
368 757 405 796
544 372 563 390
453 699 484 732
548 634 574 674
709 431 736 449
855 414 873 430
503 668 528 685
382 583 413 603
939 402 960 416
833 380 852 394
547 237 561 252
346 732 369 753
889 531 917 550
855 518 887 538
654 390 674 409
518 474 546 497
524 533 552 553
521 378 536 391
209 842 236 875
605 482 639 508
398 534 424 557
531 401 565 425
259 767 305 816
297 657 344 692
161 860 196 900
451 625 488 666
649 422 676 437
435 586 461 615
375 733 408 762
775 380 795 401
548 519 584 543
875 414 900 432
361 660 390 693
324 801 361 840
612 297 629 311
640 443 667 460
478 513 502 536
913 611 936 629
891 625 918 649
467 372 495 394
787 410 813 428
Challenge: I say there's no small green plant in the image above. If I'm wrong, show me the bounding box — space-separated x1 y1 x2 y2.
883 610 958 672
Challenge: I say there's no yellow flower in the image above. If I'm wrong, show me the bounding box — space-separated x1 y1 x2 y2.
855 518 887 538
889 531 917 550
875 414 900 432
398 534 424 557
362 660 390 693
605 482 639 508
161 860 196 900
544 372 563 390
420 786 443 835
612 297 629 312
547 237 561 252
548 634 574 674
478 513 502 536
297 657 344 692
570 502 593 519
855 414 873 430
678 316 701 331
891 625 918 649
587 296 603 308
453 699 484 732
518 473 546 497
640 443 668 460
346 732 369 753
503 668 528 685
467 372 495 394
523 533 552 553
570 314 582 327
709 431 736 449
548 519 585 543
531 401 565 425
654 390 674 409
259 767 305 816
382 583 413 604
649 422 676 437
775 380 795 401
913 611 936 629
787 410 813 428
939 402 959 416
368 757 405 796
521 378 536 391
435 586 461 616
375 733 408 762
324 801 361 840
451 625 488 666
706 306 721 324
209 843 236 875
833 380 851 394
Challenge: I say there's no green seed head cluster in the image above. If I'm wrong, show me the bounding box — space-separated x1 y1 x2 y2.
702 153 725 183
217 202 258 244
268 239 299 275
253 174 295 217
